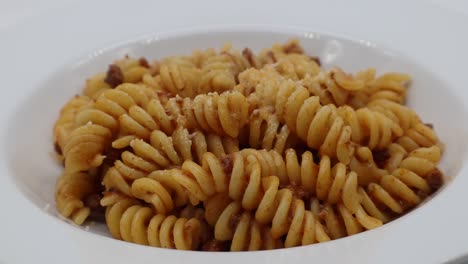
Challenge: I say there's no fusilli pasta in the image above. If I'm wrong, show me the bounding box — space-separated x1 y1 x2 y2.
51 39 445 252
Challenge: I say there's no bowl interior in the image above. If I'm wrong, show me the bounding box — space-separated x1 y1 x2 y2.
6 29 468 237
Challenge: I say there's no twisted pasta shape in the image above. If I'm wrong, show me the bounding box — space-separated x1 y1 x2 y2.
237 149 381 232
396 122 440 152
179 205 212 244
199 54 238 94
104 199 201 250
237 70 359 163
367 99 419 131
349 146 390 185
301 68 365 106
258 38 305 64
102 128 238 196
241 108 297 153
63 83 156 173
120 91 249 139
83 72 112 99
309 198 364 239
159 57 201 98
53 95 92 153
114 56 151 84
348 71 411 107
337 105 403 149
269 53 321 80
55 172 97 225
214 201 283 251
62 123 112 173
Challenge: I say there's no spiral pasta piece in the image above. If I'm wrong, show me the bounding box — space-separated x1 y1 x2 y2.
199 54 238 94
270 53 321 81
242 108 297 153
159 57 201 98
240 148 383 231
179 205 213 244
301 67 365 106
365 72 411 104
83 72 113 99
348 71 411 107
337 105 403 149
349 146 389 185
120 91 248 139
55 172 97 225
258 38 306 64
63 83 156 173
105 199 201 250
62 123 112 173
346 147 442 225
255 189 331 247
367 99 419 131
114 57 152 84
396 122 440 152
214 201 283 251
102 127 238 197
275 88 354 163
309 198 365 238
53 95 93 153
237 70 359 163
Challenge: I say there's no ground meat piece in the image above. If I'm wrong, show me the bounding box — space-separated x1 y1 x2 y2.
229 213 242 230
221 155 234 174
318 209 327 220
265 51 277 63
426 168 444 191
84 193 102 209
138 57 149 68
202 239 229 252
280 184 310 201
54 142 62 155
104 64 123 87
373 149 390 168
309 56 321 66
424 123 434 129
242 48 257 68
283 42 303 54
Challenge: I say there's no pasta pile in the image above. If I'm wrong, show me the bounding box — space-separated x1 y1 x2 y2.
53 39 445 251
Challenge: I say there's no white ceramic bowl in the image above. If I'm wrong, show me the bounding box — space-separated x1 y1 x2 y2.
3 26 468 263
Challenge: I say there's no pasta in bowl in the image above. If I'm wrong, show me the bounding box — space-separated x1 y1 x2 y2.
8 29 465 255
52 39 445 251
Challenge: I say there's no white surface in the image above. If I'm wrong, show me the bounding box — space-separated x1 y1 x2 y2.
1 1 468 264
